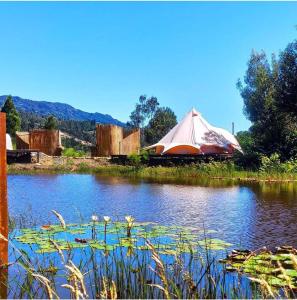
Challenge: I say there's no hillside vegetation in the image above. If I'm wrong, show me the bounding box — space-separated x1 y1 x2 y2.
0 95 124 126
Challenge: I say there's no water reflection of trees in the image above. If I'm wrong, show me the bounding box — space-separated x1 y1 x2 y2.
94 175 237 188
250 182 297 203
94 175 297 200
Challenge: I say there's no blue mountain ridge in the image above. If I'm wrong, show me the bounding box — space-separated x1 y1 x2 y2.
0 95 125 126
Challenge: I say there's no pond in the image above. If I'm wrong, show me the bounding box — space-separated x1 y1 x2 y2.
8 174 297 250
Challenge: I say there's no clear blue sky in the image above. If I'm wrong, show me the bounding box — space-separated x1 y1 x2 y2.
0 1 296 132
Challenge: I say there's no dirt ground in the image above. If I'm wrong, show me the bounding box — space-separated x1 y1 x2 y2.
8 154 112 172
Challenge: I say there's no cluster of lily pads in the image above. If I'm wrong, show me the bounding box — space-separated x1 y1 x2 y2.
12 216 233 256
221 246 297 290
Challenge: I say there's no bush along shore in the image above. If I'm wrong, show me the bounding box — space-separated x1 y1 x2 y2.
4 211 297 299
7 152 297 182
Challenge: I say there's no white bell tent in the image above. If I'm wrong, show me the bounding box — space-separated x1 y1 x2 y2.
6 134 13 150
146 108 242 155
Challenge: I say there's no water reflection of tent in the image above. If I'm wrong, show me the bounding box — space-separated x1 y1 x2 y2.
145 108 242 155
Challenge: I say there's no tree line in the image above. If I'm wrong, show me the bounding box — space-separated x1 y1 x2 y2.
237 36 297 165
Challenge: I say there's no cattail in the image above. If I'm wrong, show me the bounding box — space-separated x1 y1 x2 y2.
100 277 117 300
146 240 170 299
62 282 83 300
50 239 65 264
64 260 88 299
51 210 66 229
32 273 58 299
248 277 275 298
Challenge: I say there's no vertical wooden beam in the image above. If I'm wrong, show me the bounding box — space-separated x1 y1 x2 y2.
0 113 8 298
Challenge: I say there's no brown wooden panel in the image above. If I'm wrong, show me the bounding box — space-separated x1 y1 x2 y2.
122 129 140 155
94 125 140 156
0 113 8 298
15 132 30 149
29 129 62 156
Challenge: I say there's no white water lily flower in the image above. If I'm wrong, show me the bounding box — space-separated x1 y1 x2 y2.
125 216 135 225
91 215 99 222
103 216 111 223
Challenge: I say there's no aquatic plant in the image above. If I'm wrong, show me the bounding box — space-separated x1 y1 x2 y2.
221 246 297 297
3 212 297 299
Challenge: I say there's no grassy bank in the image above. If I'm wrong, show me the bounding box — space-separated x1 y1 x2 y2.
7 160 297 182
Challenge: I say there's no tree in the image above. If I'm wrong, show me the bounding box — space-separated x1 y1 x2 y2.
234 130 262 170
128 95 159 128
144 107 177 144
128 95 159 145
44 115 58 130
238 46 297 160
236 131 254 153
237 51 281 155
276 41 297 118
0 95 21 136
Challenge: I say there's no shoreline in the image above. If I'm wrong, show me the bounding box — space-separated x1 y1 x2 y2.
7 159 297 183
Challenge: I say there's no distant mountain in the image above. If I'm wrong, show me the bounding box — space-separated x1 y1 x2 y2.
0 95 125 126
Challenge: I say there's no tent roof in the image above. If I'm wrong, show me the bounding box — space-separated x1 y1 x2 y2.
146 108 242 154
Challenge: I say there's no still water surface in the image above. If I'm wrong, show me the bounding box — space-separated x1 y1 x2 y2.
8 174 297 249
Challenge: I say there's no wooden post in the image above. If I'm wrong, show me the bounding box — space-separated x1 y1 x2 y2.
0 113 8 299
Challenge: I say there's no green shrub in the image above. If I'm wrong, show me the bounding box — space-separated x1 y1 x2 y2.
127 150 149 167
259 153 297 173
127 153 142 167
62 148 86 158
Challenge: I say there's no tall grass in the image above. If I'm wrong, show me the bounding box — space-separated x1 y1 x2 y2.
3 212 296 299
8 159 297 181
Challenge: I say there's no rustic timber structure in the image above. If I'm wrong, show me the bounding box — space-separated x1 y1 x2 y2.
0 113 8 298
16 129 63 156
92 125 140 157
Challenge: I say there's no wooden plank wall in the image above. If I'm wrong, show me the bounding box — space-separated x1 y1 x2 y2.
15 132 30 149
94 125 140 156
0 113 8 298
95 125 112 156
29 129 62 156
122 129 140 155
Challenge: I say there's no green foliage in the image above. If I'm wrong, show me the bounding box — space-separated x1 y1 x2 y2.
234 131 262 170
236 131 254 153
44 115 58 130
276 41 297 117
259 153 297 173
128 95 159 129
127 153 142 167
145 107 177 144
260 153 282 173
128 95 177 146
61 137 90 153
19 110 96 145
238 40 297 161
127 150 150 167
62 148 86 158
58 119 96 144
1 95 21 136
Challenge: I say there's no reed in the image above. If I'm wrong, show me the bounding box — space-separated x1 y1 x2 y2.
2 212 296 299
